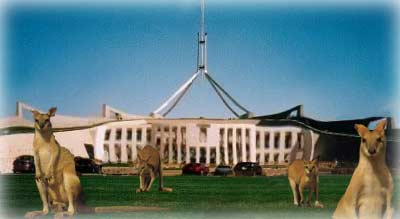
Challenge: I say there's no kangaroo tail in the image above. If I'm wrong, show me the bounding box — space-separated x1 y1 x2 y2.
77 191 95 214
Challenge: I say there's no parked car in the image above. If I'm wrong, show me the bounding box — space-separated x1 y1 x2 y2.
214 165 233 176
233 162 262 176
13 155 35 173
74 157 102 174
182 163 209 175
331 161 356 175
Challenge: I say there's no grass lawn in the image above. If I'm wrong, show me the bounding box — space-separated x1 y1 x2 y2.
1 174 399 219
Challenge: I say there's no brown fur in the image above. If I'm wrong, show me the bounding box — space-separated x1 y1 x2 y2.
136 145 172 193
288 157 324 208
25 108 84 219
25 108 169 219
333 120 393 219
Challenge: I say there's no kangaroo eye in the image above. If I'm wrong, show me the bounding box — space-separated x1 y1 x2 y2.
377 137 382 142
35 119 39 123
361 138 366 143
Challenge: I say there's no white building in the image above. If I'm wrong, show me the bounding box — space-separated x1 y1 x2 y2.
0 103 320 173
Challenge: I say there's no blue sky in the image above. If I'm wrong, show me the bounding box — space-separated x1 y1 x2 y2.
2 1 398 122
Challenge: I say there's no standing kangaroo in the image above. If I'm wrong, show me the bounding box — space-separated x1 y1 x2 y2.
25 108 168 219
333 120 393 219
288 157 324 208
136 145 173 193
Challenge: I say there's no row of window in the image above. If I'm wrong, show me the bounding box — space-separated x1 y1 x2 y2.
103 141 293 164
104 127 187 142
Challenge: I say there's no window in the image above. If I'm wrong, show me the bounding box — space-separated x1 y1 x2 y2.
274 133 280 149
284 153 290 163
190 148 196 163
297 133 303 149
146 128 151 143
285 132 291 149
127 144 132 162
105 130 111 140
264 133 270 148
127 129 132 140
116 129 122 140
136 129 142 141
274 153 279 162
265 154 270 163
256 132 260 149
115 144 121 163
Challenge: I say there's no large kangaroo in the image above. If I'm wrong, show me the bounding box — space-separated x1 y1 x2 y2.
333 120 393 219
25 108 168 219
25 107 83 218
136 145 173 193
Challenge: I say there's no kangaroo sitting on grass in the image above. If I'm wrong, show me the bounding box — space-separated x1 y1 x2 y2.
25 107 83 218
136 145 173 193
25 108 168 219
288 156 324 208
333 120 393 219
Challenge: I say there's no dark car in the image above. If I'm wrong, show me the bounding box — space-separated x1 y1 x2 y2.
214 165 233 176
182 163 209 175
74 157 102 174
233 162 262 176
13 155 35 173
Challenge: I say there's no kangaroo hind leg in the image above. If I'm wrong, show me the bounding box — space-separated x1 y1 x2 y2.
54 166 80 218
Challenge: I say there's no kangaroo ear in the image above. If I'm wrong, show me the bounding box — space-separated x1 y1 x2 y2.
355 124 369 137
48 107 57 117
374 120 386 135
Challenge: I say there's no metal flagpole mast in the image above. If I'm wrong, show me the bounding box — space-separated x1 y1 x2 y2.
197 0 207 76
151 0 253 118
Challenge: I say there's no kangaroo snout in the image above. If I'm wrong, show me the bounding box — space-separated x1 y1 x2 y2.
368 148 377 155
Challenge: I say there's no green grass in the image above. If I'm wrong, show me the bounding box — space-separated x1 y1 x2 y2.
1 175 399 219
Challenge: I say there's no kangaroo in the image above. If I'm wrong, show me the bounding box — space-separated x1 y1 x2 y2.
25 108 168 219
288 156 324 208
333 120 393 219
25 107 84 218
136 145 173 193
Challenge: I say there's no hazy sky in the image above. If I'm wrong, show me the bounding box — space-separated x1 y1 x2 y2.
2 1 398 122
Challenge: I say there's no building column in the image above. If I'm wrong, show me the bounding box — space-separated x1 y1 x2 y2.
142 127 147 146
269 132 274 162
109 128 117 163
223 127 229 165
120 127 128 163
216 130 221 165
94 126 106 162
168 126 173 164
250 127 256 162
260 130 265 164
177 126 182 164
241 127 246 162
196 147 200 163
232 128 237 164
160 125 166 160
291 131 297 148
131 128 137 161
151 125 156 147
279 131 285 162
